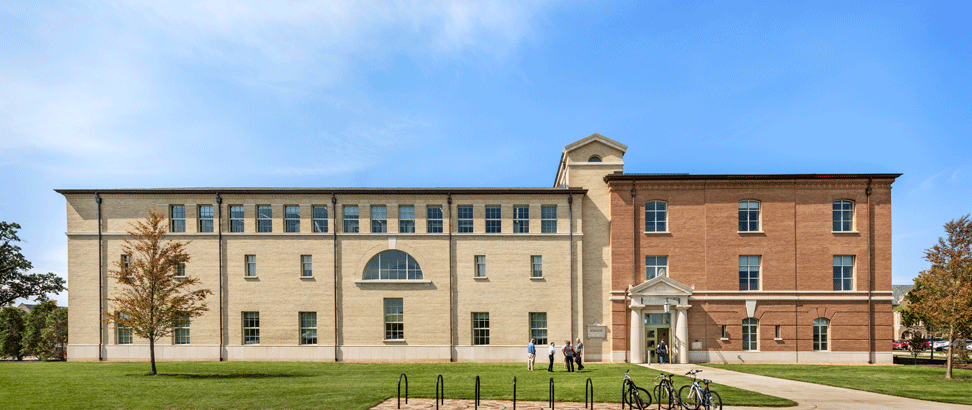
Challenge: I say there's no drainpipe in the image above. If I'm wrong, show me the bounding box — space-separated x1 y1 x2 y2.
96 193 103 361
627 184 637 362
448 195 455 362
866 178 874 364
216 194 224 361
332 194 339 362
568 194 574 340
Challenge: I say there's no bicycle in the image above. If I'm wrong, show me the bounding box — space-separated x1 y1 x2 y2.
678 369 721 410
652 372 677 410
622 369 653 409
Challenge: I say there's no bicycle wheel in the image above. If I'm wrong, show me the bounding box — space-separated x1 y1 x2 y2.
678 385 700 410
654 383 673 410
704 391 721 410
628 386 652 409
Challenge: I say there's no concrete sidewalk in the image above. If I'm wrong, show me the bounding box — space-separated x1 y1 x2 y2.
640 363 972 409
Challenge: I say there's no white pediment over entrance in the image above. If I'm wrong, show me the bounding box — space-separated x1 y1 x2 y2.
628 276 693 308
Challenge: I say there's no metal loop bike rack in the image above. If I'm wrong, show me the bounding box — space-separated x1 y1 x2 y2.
549 377 555 410
397 374 408 409
585 378 593 409
513 376 517 410
475 375 481 409
435 374 444 410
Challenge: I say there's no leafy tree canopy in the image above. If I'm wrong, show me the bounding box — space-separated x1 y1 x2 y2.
0 222 66 306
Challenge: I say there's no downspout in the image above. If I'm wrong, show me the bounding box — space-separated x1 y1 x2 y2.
793 182 799 363
627 184 637 362
332 194 339 362
96 193 103 361
568 194 574 340
216 194 224 361
866 178 874 364
448 195 455 362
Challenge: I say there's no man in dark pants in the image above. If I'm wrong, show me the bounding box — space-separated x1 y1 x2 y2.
575 338 585 370
547 342 556 372
563 341 575 372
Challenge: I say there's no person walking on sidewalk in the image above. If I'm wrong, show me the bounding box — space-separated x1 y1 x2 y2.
657 340 668 364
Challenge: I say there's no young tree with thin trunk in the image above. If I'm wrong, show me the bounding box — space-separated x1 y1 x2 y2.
107 211 210 375
907 215 972 379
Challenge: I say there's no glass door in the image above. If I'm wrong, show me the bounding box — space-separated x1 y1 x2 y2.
644 313 671 363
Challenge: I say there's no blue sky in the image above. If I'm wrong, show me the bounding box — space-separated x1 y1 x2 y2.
2 1 970 306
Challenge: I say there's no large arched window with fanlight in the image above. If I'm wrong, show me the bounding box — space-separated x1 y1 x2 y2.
363 250 423 280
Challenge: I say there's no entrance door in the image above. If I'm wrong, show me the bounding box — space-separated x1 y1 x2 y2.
644 313 671 363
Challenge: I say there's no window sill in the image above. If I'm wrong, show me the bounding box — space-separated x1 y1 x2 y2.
719 337 729 341
473 277 489 281
530 277 545 281
354 279 432 286
832 231 860 234
737 231 765 234
384 339 407 343
774 338 783 341
244 276 259 280
644 231 671 235
300 276 315 280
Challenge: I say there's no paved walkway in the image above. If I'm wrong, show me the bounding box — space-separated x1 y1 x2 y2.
642 363 972 410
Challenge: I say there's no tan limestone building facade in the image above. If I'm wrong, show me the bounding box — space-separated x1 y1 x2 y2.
58 134 900 364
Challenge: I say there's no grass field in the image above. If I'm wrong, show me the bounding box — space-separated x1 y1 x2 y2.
0 361 795 409
705 363 972 405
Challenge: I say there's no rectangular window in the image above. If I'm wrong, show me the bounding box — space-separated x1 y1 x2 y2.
530 312 547 345
285 205 300 233
299 312 317 345
721 325 728 339
531 256 543 278
245 255 256 277
738 200 760 232
343 205 359 233
472 312 490 345
457 205 474 233
833 200 854 232
371 205 387 233
513 206 529 233
833 255 854 291
384 298 404 340
230 205 244 232
301 255 313 277
313 205 328 233
475 255 486 278
813 319 829 351
398 205 414 233
242 312 260 345
426 206 443 233
775 325 781 339
174 316 190 345
176 262 186 277
198 205 214 233
646 256 668 279
117 314 132 345
541 205 557 233
485 206 502 233
739 256 760 291
121 254 130 270
170 205 186 233
257 205 272 233
645 201 668 232
742 318 758 351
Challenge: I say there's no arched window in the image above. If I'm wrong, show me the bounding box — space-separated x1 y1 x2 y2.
833 200 854 232
645 201 668 232
742 318 758 351
738 200 760 232
363 250 423 280
813 318 829 351
588 155 602 162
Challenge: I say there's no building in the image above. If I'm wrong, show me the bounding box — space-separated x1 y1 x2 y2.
892 284 916 340
58 134 900 363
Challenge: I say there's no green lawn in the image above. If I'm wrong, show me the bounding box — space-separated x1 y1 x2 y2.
705 363 972 405
0 361 794 409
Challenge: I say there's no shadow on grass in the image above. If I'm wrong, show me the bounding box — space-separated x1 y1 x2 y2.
128 373 301 379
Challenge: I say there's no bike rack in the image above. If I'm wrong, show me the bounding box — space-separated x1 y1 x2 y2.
584 378 593 409
512 376 517 410
621 379 627 409
474 375 481 409
549 377 555 410
397 374 408 409
435 374 444 410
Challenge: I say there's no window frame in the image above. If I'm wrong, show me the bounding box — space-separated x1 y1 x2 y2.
645 201 668 233
738 200 761 232
175 262 186 278
384 298 404 341
833 200 855 232
229 205 244 233
426 205 443 233
173 316 190 345
646 255 668 279
245 255 256 277
529 312 547 345
457 205 474 233
343 205 359 233
371 205 388 233
116 313 133 345
541 205 557 233
285 205 301 233
198 205 214 233
739 255 761 291
813 318 830 351
833 255 855 291
170 205 186 233
312 205 329 233
513 206 529 233
299 312 318 345
742 318 758 351
485 206 502 233
472 312 490 345
475 255 486 278
363 250 423 280
242 312 260 345
531 255 543 278
398 205 414 233
257 205 272 233
301 255 313 277
121 254 130 270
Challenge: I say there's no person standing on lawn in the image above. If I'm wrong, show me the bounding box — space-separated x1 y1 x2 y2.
547 342 556 372
527 339 536 370
574 338 585 370
562 340 575 372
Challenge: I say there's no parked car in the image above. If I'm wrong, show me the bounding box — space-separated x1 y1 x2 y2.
933 339 950 351
892 339 908 350
967 340 972 351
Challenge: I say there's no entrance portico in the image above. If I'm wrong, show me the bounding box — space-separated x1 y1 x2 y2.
627 276 692 364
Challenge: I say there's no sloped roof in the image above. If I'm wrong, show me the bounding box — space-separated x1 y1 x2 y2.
563 133 628 154
892 284 913 305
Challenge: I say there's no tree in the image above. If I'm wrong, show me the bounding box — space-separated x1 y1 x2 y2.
106 211 211 375
21 300 57 359
0 306 26 360
0 222 66 306
906 215 972 379
42 307 67 361
907 332 925 364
